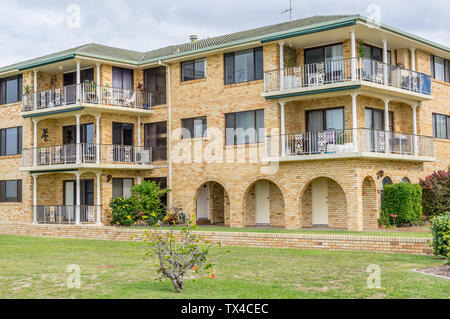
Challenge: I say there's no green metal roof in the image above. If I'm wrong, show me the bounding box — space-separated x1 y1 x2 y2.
1 14 449 74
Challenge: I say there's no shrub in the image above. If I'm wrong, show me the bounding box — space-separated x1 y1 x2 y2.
419 170 450 219
379 183 422 226
430 213 450 263
110 181 168 226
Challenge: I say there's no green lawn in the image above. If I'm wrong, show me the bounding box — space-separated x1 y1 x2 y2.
0 235 447 299
131 225 432 238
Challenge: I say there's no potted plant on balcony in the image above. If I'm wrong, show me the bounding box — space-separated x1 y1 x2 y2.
283 45 298 89
23 84 33 111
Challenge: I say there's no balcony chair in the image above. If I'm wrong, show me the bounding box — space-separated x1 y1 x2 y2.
124 90 136 107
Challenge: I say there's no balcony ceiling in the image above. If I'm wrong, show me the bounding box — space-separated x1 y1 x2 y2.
33 59 95 74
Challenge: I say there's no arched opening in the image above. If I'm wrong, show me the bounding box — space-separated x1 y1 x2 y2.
381 176 393 210
401 177 411 183
195 181 230 226
362 176 378 230
301 177 348 229
244 179 285 227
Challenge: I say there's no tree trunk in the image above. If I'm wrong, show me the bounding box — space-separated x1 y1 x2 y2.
172 277 184 293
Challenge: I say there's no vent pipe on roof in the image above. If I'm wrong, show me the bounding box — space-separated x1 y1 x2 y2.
189 35 198 43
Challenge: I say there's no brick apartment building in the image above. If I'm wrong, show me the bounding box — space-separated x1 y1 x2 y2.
0 15 448 231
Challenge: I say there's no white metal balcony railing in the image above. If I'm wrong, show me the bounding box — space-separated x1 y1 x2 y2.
35 205 100 224
264 57 432 95
22 83 156 112
265 128 434 158
22 144 152 167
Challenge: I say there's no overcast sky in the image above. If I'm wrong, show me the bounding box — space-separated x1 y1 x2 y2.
0 0 448 67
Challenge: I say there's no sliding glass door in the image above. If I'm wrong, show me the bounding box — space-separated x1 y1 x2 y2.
305 108 344 153
365 108 393 152
305 44 343 84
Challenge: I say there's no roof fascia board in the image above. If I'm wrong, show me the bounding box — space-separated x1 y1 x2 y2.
76 55 140 68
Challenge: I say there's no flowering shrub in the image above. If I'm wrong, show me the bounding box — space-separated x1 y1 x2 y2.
109 181 168 226
419 170 450 219
379 183 422 227
430 213 450 263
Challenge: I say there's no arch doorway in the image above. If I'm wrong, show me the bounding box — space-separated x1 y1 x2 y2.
195 181 230 225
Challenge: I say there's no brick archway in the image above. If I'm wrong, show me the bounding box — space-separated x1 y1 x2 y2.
192 181 230 226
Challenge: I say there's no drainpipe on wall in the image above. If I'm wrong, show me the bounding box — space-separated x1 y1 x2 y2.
159 60 173 209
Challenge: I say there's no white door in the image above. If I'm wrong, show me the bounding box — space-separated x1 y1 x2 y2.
196 184 210 220
312 178 328 225
65 181 75 221
255 181 270 225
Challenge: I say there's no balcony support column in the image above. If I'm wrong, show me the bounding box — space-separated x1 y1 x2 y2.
384 99 390 153
137 116 141 148
279 41 284 90
412 103 418 155
96 115 101 164
32 175 38 224
33 70 38 110
351 93 358 151
76 60 81 103
96 172 102 225
75 172 81 225
33 119 39 167
75 114 81 163
382 39 388 84
410 48 416 72
96 63 101 103
279 101 286 156
351 29 356 81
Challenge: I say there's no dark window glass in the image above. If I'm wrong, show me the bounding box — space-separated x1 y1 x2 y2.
144 121 167 161
225 109 264 145
224 48 263 84
365 108 394 132
182 117 207 139
306 108 345 132
363 44 389 62
112 123 134 145
144 67 166 106
432 113 449 139
0 180 21 202
181 59 206 82
112 67 133 89
431 55 449 83
0 75 22 105
112 178 134 199
0 127 22 156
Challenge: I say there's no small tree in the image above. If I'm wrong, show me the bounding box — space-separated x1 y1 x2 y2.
430 213 450 264
139 216 217 293
419 170 450 219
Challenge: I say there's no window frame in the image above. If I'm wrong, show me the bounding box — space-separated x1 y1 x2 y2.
365 107 394 132
432 113 450 139
224 47 264 85
0 126 22 156
0 180 22 203
181 58 206 82
430 55 450 83
0 75 23 105
305 107 345 132
304 42 344 65
144 66 166 106
181 116 208 139
144 121 167 161
225 109 265 146
112 178 134 199
112 66 134 90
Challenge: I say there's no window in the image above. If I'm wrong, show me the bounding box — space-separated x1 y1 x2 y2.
0 127 22 156
0 180 22 202
306 108 345 132
402 177 411 184
181 117 207 139
181 59 206 81
112 67 133 89
432 113 450 139
112 178 134 199
112 123 134 145
305 43 343 64
0 75 22 105
144 177 167 209
144 67 166 106
225 109 264 145
363 44 391 64
365 108 394 132
224 47 263 84
431 55 450 83
144 122 167 161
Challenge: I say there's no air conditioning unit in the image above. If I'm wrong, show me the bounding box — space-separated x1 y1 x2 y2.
136 150 151 164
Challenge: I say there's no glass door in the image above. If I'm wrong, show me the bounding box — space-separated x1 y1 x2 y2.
112 123 134 162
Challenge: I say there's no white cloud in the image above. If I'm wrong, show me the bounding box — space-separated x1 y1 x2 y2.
0 0 448 67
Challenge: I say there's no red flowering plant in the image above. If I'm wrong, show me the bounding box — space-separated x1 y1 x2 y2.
419 170 450 219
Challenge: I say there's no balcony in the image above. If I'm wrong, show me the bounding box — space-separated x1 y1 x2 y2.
21 144 153 171
263 58 432 99
35 205 101 225
21 83 156 114
265 128 434 162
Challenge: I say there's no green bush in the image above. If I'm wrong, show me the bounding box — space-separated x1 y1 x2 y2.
419 170 450 219
430 213 450 263
379 183 422 226
109 181 168 226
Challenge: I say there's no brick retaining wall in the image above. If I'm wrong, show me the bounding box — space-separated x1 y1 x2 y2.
0 223 432 255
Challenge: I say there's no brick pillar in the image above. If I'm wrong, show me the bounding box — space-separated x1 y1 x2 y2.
346 182 364 231
284 190 300 229
229 192 245 228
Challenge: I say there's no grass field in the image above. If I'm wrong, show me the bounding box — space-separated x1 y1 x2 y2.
0 235 447 299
